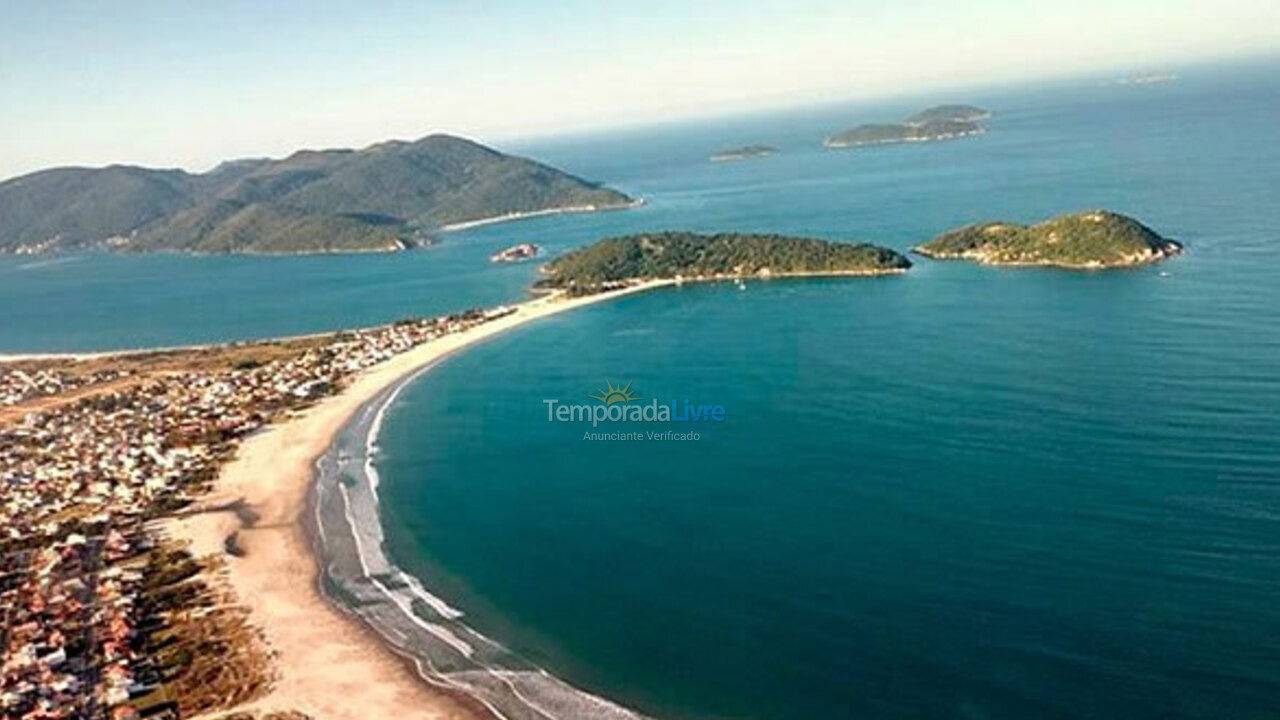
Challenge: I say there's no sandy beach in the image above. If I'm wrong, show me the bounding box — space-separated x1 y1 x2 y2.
436 198 644 233
163 280 671 720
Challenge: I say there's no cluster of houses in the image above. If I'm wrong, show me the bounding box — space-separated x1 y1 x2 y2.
1 368 132 407
1 516 152 719
0 306 515 719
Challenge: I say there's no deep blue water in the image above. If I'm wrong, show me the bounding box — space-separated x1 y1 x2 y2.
8 58 1280 719
372 62 1280 720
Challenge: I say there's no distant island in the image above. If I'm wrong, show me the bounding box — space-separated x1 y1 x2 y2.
535 231 911 295
825 104 990 149
490 243 541 263
0 134 636 255
914 210 1182 269
710 145 779 162
904 104 991 126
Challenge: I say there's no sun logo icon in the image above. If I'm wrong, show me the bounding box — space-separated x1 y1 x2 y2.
588 380 641 405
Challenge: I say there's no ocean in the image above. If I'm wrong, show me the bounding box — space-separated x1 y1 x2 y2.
9 57 1280 719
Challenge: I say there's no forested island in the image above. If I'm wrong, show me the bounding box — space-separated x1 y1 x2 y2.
0 134 635 255
825 104 990 149
710 145 779 162
535 231 911 295
914 211 1183 268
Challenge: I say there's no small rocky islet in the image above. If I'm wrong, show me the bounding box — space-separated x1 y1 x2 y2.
709 145 780 162
489 243 541 263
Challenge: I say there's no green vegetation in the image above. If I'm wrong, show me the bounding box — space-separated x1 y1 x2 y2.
904 104 991 126
710 144 779 162
0 134 634 254
537 231 911 294
825 103 990 149
914 210 1183 268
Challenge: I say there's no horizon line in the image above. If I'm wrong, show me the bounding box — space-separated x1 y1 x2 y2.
2 50 1276 183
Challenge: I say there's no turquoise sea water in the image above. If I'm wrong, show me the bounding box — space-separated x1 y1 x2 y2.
8 58 1280 718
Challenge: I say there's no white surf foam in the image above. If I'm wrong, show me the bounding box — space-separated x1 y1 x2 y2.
315 369 655 720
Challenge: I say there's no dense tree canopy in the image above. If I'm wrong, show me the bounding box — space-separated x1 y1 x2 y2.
539 232 911 294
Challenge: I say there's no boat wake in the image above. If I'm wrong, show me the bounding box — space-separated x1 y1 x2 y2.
16 255 82 271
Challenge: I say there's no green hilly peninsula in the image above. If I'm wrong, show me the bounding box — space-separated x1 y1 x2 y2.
825 104 990 149
536 232 911 295
914 211 1182 268
0 134 634 254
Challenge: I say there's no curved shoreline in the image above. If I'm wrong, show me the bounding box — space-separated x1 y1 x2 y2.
156 269 911 718
164 281 671 720
307 356 653 720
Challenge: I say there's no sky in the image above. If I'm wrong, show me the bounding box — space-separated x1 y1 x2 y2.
1 0 1277 179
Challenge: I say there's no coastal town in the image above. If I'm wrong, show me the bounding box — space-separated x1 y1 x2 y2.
0 367 133 407
0 306 516 720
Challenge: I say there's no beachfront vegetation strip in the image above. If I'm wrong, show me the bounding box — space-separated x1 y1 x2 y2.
0 134 633 255
914 210 1183 268
538 232 911 294
0 305 516 718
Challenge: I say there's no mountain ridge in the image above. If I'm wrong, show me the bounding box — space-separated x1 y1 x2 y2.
0 134 635 255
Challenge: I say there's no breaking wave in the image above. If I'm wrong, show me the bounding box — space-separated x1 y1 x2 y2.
310 367 652 720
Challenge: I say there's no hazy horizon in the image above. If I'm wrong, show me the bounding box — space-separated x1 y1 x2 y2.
2 0 1278 180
